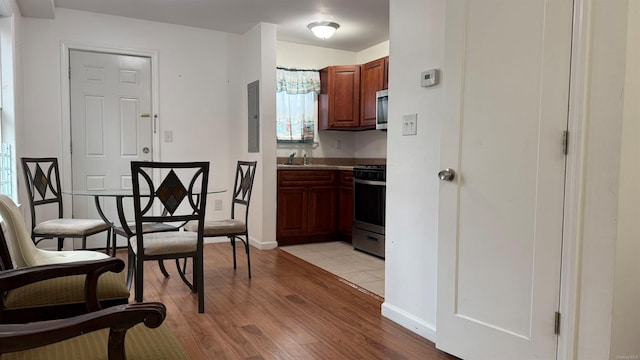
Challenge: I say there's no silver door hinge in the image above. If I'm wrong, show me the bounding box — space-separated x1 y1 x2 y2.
70 141 72 154
562 131 569 155
68 68 71 80
554 311 561 335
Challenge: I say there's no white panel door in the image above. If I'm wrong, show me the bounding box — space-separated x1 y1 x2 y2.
436 1 573 359
70 50 152 249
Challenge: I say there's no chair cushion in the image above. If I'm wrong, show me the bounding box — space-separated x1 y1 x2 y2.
129 232 197 256
30 249 110 266
0 323 190 360
184 219 246 236
34 218 110 236
114 222 178 237
4 271 129 309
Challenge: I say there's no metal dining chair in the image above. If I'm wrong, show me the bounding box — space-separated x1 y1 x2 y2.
185 160 257 278
21 157 111 252
129 161 209 313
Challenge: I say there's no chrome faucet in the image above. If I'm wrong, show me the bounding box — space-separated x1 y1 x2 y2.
286 152 295 165
303 153 308 165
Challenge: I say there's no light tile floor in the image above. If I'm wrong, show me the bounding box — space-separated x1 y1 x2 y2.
280 241 385 298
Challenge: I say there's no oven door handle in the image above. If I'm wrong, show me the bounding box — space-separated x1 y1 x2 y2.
354 179 386 186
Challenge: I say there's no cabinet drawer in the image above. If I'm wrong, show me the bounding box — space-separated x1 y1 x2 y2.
339 170 354 187
278 170 337 186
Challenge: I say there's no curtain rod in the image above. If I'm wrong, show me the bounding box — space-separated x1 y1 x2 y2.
276 67 320 72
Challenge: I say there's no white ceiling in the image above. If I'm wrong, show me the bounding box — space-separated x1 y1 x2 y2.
27 0 390 52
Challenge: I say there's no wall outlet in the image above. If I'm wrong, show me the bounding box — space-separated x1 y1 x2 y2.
336 139 342 150
214 199 222 211
402 113 418 136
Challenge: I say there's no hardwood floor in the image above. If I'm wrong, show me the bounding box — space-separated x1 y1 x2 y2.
118 243 459 360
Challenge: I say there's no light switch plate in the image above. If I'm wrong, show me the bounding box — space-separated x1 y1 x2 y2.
164 130 173 142
402 113 417 136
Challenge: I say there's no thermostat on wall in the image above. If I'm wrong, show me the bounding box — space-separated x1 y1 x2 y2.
421 69 438 87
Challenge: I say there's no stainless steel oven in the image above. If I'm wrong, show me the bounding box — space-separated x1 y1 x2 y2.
352 165 385 258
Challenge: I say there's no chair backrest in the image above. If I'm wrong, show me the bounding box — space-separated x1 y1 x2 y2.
0 195 40 268
0 222 13 271
21 158 64 232
230 161 257 223
130 161 209 242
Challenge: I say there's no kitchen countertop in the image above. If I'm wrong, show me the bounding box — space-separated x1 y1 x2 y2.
277 164 354 171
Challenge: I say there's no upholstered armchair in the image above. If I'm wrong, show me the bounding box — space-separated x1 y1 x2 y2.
0 194 129 323
0 262 188 359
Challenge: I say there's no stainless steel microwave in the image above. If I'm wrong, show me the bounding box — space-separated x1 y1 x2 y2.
376 89 388 130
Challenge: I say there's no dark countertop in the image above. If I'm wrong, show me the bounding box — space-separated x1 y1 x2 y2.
277 164 354 171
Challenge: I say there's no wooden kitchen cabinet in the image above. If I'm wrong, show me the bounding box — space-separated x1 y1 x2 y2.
383 56 389 90
319 65 361 130
319 57 389 131
338 170 354 240
360 58 385 128
276 185 308 237
277 170 338 245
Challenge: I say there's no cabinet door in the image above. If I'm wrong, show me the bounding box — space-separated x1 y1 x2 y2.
276 186 309 237
319 65 361 129
360 58 385 128
307 185 338 235
338 171 354 238
383 56 389 90
338 185 354 238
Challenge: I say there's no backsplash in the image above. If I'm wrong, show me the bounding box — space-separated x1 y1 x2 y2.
276 157 386 166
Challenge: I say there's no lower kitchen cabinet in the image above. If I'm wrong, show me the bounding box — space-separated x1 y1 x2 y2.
338 170 354 239
276 185 308 237
277 170 338 245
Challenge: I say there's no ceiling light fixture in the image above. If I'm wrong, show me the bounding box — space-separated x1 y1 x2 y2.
308 21 340 40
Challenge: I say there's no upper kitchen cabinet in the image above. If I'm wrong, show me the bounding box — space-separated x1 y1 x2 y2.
360 57 386 129
319 57 389 131
319 65 361 130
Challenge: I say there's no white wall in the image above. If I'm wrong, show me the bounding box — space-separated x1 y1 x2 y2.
356 41 389 64
236 23 278 249
382 0 444 341
610 1 640 358
277 41 357 69
19 8 239 222
276 40 388 161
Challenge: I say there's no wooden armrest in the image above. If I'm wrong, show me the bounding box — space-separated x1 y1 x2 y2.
0 258 125 312
0 302 166 358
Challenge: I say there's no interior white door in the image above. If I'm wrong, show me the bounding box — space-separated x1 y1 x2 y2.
436 1 573 359
70 50 152 249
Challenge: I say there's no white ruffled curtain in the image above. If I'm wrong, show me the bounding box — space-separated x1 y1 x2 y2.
276 68 320 142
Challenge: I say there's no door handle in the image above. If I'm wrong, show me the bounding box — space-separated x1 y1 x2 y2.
142 147 150 154
438 168 456 182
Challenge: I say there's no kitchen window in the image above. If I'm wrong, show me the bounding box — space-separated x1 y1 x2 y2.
276 68 320 143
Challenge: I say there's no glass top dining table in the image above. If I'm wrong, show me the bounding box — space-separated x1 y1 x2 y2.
65 188 226 250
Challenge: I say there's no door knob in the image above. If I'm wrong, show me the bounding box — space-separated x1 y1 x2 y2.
438 168 456 182
142 147 150 154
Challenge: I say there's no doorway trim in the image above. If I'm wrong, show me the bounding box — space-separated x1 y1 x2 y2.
59 42 160 217
558 0 589 358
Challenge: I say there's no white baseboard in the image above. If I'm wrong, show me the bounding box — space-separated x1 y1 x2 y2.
381 301 437 343
203 236 277 250
250 236 278 250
